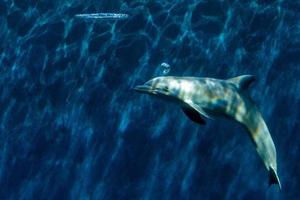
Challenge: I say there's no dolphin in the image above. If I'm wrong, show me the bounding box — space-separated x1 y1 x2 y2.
134 75 281 190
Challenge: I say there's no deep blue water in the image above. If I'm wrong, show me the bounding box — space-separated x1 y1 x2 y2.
0 0 300 199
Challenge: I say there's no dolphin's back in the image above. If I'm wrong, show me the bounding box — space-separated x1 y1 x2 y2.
232 96 281 189
189 77 281 189
219 79 281 189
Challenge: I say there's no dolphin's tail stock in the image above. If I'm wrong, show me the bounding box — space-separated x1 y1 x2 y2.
269 166 281 190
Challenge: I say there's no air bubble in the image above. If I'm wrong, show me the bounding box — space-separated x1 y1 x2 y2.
161 62 171 75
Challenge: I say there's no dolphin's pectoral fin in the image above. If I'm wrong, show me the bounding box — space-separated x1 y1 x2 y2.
269 167 282 190
182 107 206 125
184 100 214 120
227 75 255 90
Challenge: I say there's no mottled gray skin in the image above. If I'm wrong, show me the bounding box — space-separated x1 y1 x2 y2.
134 75 281 189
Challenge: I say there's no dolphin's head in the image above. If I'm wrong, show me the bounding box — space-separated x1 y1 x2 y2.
134 76 181 100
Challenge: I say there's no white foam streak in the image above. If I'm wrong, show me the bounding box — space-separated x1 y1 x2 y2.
75 13 129 20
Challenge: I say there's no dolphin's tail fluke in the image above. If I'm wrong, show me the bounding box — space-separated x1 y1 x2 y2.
269 167 281 190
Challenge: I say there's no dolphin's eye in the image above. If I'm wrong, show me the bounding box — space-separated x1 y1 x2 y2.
162 86 169 91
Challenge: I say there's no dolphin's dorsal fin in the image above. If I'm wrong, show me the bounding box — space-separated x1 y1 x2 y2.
227 75 255 90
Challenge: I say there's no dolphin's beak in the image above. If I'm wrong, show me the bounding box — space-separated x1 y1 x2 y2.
133 85 154 94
